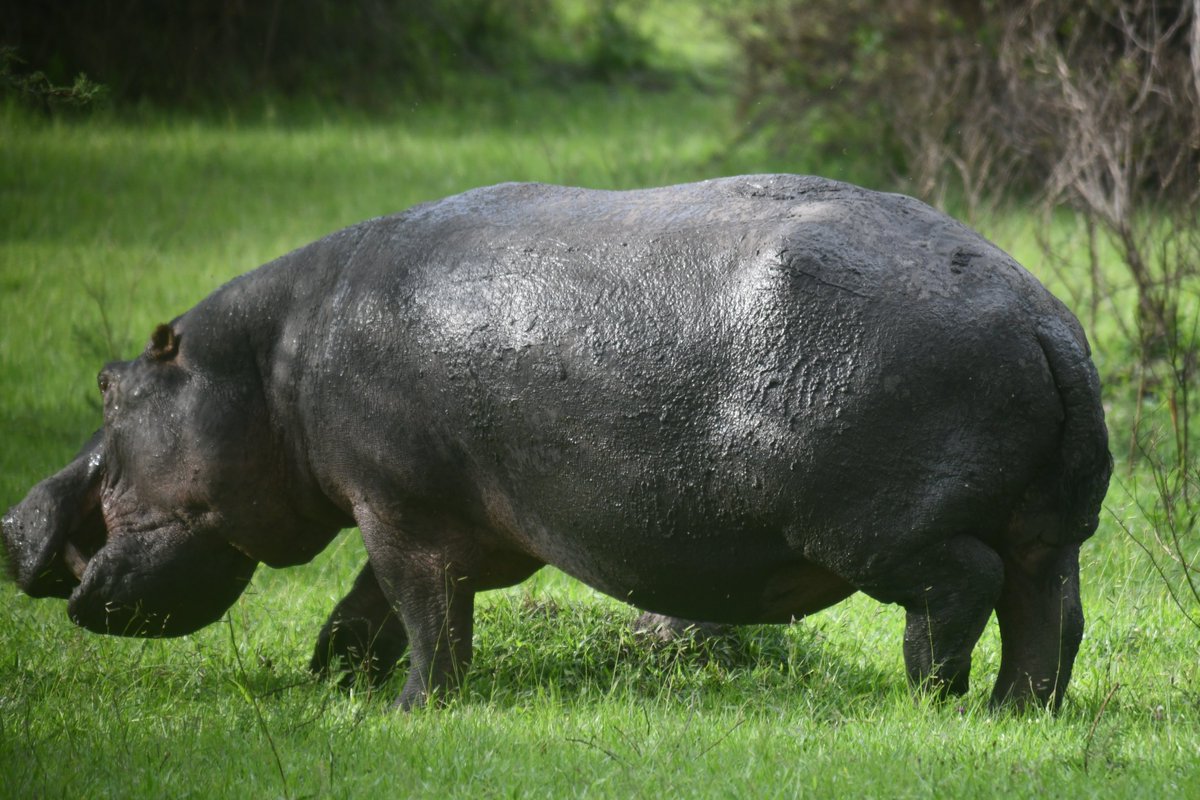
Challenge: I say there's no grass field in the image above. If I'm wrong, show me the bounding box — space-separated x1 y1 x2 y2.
2 86 1199 799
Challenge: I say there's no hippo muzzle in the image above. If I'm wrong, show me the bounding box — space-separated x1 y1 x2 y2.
2 433 105 599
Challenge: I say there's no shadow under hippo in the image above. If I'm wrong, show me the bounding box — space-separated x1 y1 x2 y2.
2 175 1110 710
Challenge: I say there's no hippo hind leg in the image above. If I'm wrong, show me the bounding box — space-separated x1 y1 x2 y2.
891 535 1005 698
311 560 408 689
990 543 1083 711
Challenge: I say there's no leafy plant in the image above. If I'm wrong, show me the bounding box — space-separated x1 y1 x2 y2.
0 46 105 111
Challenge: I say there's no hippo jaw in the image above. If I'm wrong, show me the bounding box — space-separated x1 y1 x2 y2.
65 514 257 638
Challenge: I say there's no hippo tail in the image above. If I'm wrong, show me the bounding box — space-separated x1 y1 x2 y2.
1031 317 1113 545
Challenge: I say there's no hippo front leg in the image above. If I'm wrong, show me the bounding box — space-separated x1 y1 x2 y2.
311 560 408 688
357 511 476 710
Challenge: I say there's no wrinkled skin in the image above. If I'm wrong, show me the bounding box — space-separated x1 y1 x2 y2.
2 176 1111 710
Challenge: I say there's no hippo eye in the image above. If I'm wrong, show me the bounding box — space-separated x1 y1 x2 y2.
97 371 111 394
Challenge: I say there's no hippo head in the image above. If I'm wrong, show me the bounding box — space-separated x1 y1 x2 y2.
2 317 336 637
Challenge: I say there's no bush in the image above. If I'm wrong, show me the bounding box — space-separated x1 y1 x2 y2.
728 1 1199 215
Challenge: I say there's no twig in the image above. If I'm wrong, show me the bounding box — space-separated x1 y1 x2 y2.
1082 682 1121 773
566 734 630 767
226 615 292 799
694 713 748 759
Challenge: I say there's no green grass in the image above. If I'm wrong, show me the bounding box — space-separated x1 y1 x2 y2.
2 88 1199 798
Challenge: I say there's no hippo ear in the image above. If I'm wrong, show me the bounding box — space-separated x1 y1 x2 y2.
146 324 179 361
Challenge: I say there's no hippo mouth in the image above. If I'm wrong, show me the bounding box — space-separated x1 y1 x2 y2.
59 486 258 637
4 437 256 636
59 481 108 586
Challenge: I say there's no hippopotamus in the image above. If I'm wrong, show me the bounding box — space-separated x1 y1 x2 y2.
1 175 1111 710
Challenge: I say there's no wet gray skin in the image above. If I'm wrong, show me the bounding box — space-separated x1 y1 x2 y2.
2 176 1111 710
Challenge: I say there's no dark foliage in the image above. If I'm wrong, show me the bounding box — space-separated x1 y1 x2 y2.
1 0 657 108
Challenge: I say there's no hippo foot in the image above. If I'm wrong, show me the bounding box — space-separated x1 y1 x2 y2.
310 614 407 689
632 612 732 643
310 562 408 689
